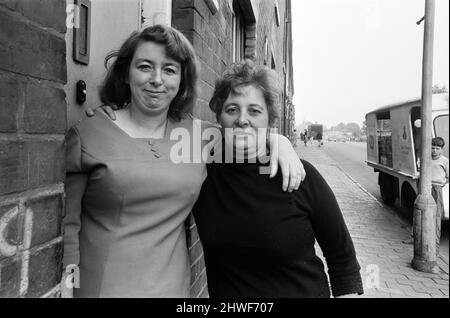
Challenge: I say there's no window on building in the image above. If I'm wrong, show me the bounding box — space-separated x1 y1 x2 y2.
232 0 245 62
263 37 269 65
434 114 449 158
140 0 172 29
231 0 256 61
274 0 281 27
204 0 219 14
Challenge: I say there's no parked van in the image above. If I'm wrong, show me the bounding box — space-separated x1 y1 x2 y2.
365 93 449 220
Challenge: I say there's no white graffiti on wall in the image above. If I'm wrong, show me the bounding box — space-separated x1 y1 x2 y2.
0 206 33 296
20 208 33 295
0 206 20 257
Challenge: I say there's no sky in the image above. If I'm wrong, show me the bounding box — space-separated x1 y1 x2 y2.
291 0 449 129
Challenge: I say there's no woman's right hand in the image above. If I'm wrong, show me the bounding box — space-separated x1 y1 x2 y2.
85 105 118 120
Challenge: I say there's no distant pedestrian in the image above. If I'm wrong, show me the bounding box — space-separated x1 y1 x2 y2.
293 129 298 147
431 137 449 256
317 132 323 147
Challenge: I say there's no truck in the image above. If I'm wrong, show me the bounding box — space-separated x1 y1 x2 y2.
307 124 324 140
365 93 449 220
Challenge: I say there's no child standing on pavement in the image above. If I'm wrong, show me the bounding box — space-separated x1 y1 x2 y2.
431 137 449 256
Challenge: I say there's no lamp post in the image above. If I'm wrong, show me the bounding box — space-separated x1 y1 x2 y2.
412 0 439 273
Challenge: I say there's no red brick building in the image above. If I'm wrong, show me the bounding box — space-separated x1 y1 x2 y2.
173 0 295 138
0 0 294 297
0 0 66 297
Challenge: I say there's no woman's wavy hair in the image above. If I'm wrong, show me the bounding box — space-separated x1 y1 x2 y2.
99 24 198 121
209 59 280 127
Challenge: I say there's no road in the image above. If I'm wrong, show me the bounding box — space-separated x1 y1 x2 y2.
318 140 449 262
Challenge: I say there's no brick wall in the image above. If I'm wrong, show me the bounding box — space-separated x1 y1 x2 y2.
0 0 66 298
173 0 234 298
254 0 295 139
172 0 292 298
255 0 287 133
173 0 232 124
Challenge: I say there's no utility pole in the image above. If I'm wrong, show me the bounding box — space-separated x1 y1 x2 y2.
412 0 438 273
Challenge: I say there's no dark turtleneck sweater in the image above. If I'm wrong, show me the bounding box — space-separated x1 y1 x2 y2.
193 156 364 298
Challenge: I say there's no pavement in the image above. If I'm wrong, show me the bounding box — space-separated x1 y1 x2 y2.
296 143 449 298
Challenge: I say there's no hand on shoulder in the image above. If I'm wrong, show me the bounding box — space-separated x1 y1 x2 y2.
85 105 118 120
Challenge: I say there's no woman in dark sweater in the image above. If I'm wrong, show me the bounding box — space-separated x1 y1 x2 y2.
193 60 364 298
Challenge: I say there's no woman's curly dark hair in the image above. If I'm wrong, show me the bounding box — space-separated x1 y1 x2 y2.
99 24 198 121
209 59 280 127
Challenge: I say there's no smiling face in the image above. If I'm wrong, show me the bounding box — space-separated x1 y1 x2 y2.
128 41 182 116
219 84 269 157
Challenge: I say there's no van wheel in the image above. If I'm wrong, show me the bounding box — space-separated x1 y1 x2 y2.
379 172 396 206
